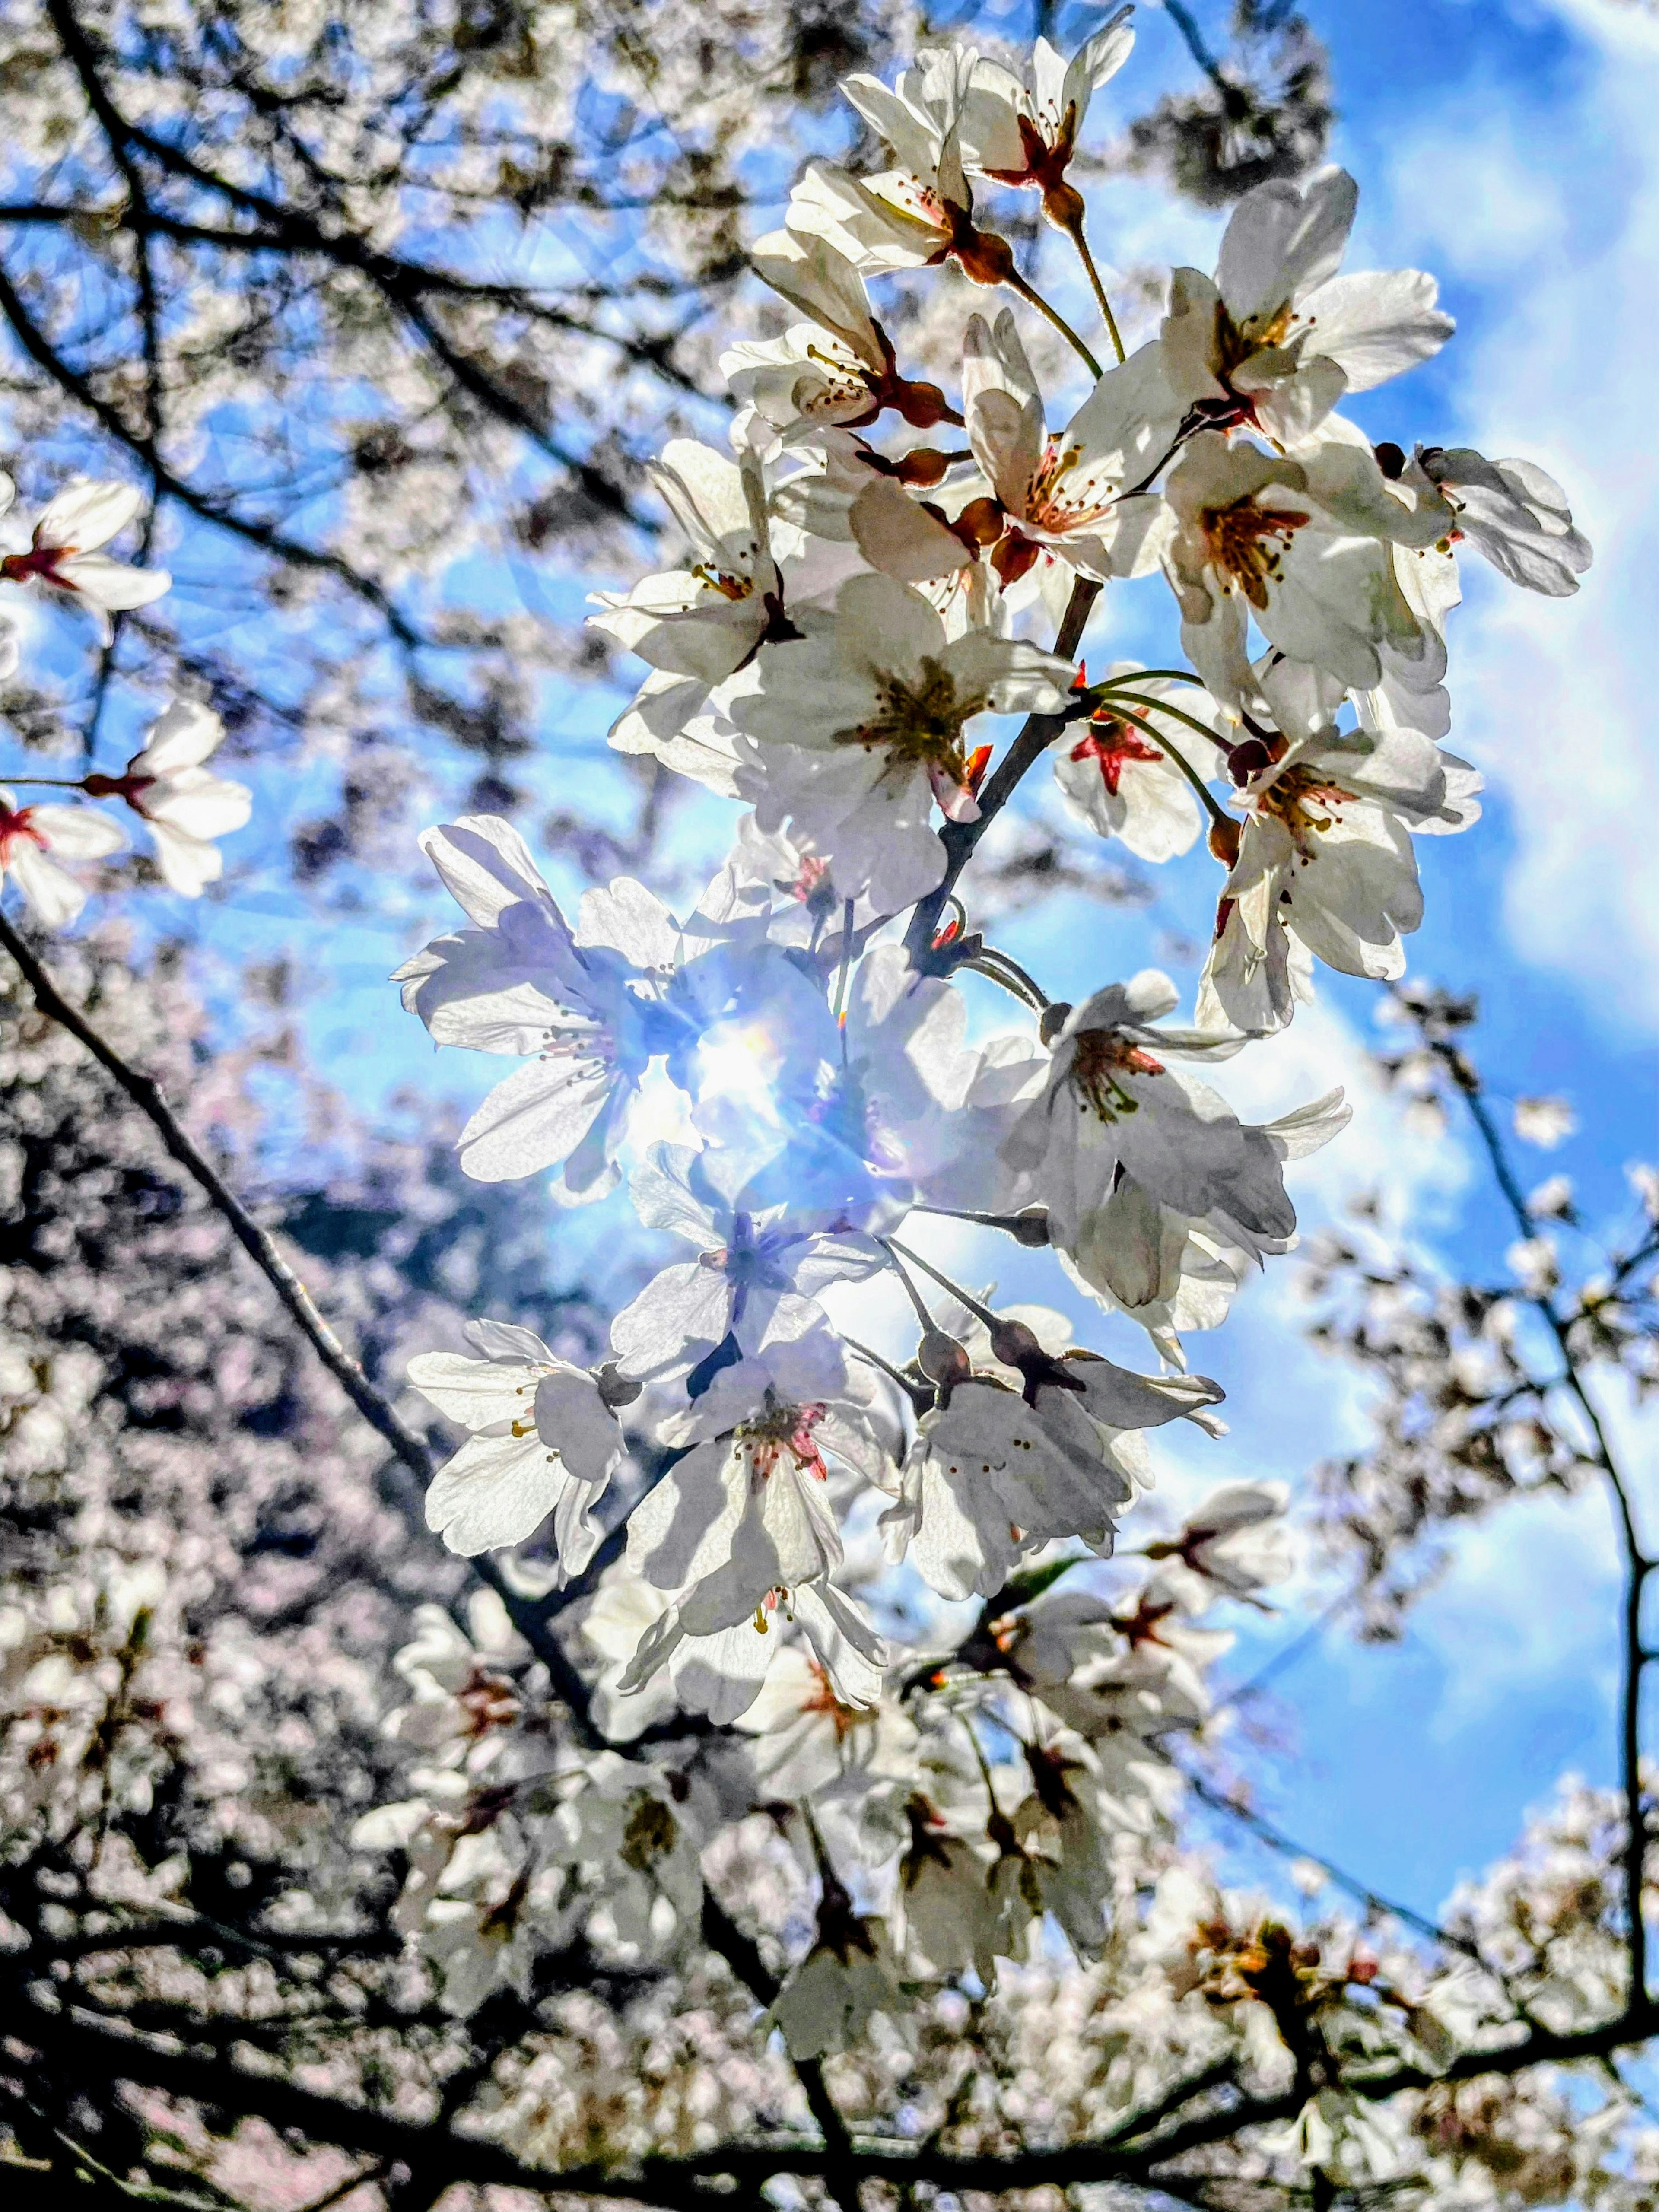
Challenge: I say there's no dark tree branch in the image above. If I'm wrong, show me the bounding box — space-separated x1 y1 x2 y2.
0 910 855 2180
11 1981 1659 2206
38 0 658 524
0 258 426 648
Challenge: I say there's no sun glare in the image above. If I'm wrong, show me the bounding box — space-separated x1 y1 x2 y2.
694 1019 788 1112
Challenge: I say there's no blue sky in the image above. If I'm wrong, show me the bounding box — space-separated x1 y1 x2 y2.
8 0 1652 1935
1127 0 1659 1915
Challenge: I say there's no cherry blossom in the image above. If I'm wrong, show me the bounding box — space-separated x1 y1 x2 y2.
608 1143 887 1387
618 1337 892 1719
786 46 992 282
960 310 1180 586
83 699 251 896
1161 431 1444 707
1160 167 1453 448
1198 695 1482 1032
1404 442 1593 596
737 1643 919 1820
589 437 807 794
1052 667 1227 858
0 476 171 639
0 785 124 927
541 1750 706 1961
395 815 789 1200
999 969 1341 1256
728 229 958 435
378 1593 529 1771
894 1796 1007 1982
960 9 1136 228
883 1336 1224 1602
729 571 1074 910
1143 1480 1294 1605
770 1884 908 2058
407 1319 626 1563
1056 1185 1296 1365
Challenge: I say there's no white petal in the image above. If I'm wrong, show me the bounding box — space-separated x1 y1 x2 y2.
575 877 680 967
55 553 169 610
418 815 563 930
146 820 222 896
791 1582 887 1706
750 229 880 369
1217 168 1357 324
29 802 126 858
468 1319 554 1363
1296 269 1453 391
610 1260 733 1379
135 699 224 774
34 477 142 552
849 478 971 582
424 1430 572 1553
649 439 753 550
628 1146 721 1242
457 1058 615 1183
142 771 251 841
533 1366 622 1485
406 1348 539 1430
6 846 90 928
835 569 948 680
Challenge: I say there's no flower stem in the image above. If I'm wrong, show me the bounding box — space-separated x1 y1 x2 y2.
912 1202 1051 1248
885 1235 998 1333
879 1239 938 1334
832 896 855 1066
1102 688 1224 751
841 1332 930 1410
1093 666 1207 690
1107 703 1232 833
963 947 1049 1011
1003 267 1102 381
1064 217 1126 367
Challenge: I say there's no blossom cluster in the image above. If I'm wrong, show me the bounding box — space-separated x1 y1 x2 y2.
0 475 249 915
359 11 1590 2045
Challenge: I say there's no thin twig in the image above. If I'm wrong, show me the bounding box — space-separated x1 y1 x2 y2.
1432 1036 1652 2013
902 575 1100 965
0 909 428 1478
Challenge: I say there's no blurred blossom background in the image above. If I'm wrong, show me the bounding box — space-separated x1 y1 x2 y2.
0 0 1654 2101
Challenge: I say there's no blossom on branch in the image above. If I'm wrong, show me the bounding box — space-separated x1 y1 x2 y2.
1199 672 1482 1032
84 699 251 896
609 1142 887 1388
0 477 170 640
961 9 1136 227
0 786 124 927
1161 167 1453 447
1052 668 1227 859
407 1319 625 1564
961 311 1180 588
730 571 1074 910
788 47 998 281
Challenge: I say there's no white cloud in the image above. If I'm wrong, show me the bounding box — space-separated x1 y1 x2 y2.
1379 1 1659 1033
1412 1485 1619 1738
